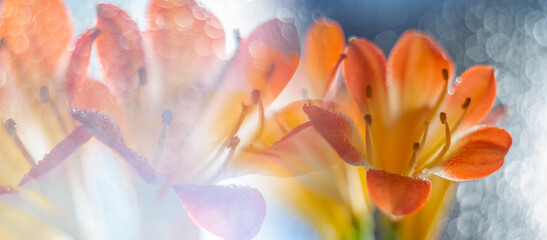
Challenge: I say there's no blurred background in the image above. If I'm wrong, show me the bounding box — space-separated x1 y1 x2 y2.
64 0 546 239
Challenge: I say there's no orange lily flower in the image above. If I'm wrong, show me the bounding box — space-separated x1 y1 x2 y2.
303 29 513 218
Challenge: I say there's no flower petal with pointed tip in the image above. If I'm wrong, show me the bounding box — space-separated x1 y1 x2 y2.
366 169 431 217
172 184 266 240
431 125 512 181
66 28 102 100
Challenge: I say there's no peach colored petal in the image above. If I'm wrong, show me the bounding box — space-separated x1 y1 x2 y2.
224 19 300 105
303 105 367 166
303 18 345 97
147 0 225 88
66 28 101 100
387 30 454 112
343 38 387 114
95 4 146 104
0 0 72 85
443 65 497 130
431 125 512 181
366 169 431 217
173 184 266 240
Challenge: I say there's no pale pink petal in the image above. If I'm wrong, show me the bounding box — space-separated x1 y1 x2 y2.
173 184 266 240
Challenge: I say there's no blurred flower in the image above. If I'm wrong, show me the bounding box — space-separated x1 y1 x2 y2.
303 29 513 218
0 0 328 238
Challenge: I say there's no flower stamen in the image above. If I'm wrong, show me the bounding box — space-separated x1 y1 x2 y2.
422 112 452 170
40 86 69 134
420 68 450 140
138 67 147 86
153 110 171 168
224 103 249 147
364 114 375 165
251 89 265 139
405 142 420 175
365 85 372 115
321 54 347 103
4 119 35 167
452 97 471 132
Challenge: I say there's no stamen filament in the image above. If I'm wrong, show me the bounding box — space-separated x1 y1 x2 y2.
423 69 450 128
224 103 249 147
251 90 265 139
425 112 452 169
406 142 420 176
418 121 430 156
40 86 68 134
4 119 35 167
153 110 171 168
364 114 375 165
365 85 372 115
452 97 471 132
322 54 347 101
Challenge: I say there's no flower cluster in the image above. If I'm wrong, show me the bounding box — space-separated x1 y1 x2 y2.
0 0 512 239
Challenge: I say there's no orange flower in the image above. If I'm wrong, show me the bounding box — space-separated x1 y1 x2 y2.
303 30 512 217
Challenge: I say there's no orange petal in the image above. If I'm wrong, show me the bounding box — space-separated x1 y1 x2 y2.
366 169 431 217
303 18 345 97
303 105 367 166
387 30 454 112
95 4 146 104
0 0 72 85
343 38 387 114
431 125 512 181
225 19 301 105
147 0 225 88
232 122 340 177
66 28 102 100
442 65 497 130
